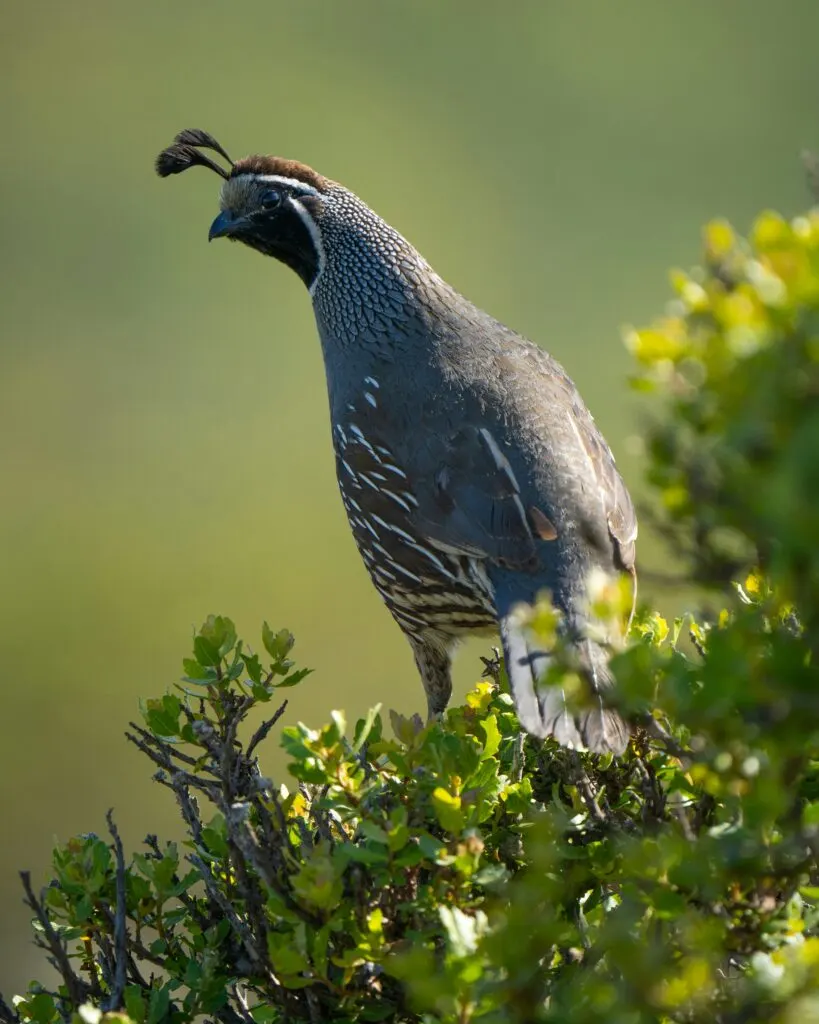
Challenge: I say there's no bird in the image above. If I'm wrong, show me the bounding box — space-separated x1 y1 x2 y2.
155 129 638 754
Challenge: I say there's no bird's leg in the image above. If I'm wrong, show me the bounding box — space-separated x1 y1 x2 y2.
409 637 453 720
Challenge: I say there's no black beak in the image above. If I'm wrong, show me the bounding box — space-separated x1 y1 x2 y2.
208 210 239 241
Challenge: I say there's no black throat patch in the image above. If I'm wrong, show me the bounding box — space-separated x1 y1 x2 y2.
238 199 321 290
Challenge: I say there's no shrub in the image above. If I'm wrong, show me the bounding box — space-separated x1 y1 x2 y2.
5 203 819 1024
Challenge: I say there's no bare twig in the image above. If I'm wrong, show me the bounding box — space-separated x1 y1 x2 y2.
226 803 323 930
171 777 206 847
688 628 707 659
216 1000 253 1024
219 697 251 798
225 842 271 968
632 756 666 821
141 835 211 934
247 701 289 759
102 811 128 1011
95 907 168 975
674 805 697 844
229 984 256 1024
569 755 608 827
306 987 323 1024
153 768 222 800
252 789 297 877
639 714 689 762
309 785 335 845
0 993 20 1024
511 732 526 784
20 872 89 1008
125 723 200 769
188 853 268 976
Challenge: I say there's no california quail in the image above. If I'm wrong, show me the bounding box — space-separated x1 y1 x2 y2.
156 129 638 755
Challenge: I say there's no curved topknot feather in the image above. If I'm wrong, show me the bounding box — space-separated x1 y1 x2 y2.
173 129 234 167
155 142 230 180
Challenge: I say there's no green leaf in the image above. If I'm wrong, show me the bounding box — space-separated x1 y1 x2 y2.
182 657 211 680
387 822 410 853
359 820 389 845
291 845 343 910
310 923 331 979
262 622 295 661
359 1001 398 1021
193 634 220 668
199 614 237 657
393 843 426 868
143 694 182 738
431 787 465 833
151 844 179 895
250 1006 279 1024
200 815 228 858
352 704 382 752
336 843 390 867
269 929 311 972
124 986 147 1024
146 984 171 1024
416 831 446 860
325 709 346 744
479 712 502 759
244 652 263 684
25 993 57 1024
251 680 274 702
276 667 312 689
225 658 245 681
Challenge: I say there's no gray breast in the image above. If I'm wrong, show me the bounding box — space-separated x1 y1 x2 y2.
332 382 496 640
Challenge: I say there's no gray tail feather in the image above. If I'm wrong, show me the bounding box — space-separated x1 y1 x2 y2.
498 614 630 755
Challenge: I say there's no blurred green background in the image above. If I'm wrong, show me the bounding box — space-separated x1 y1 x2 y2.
1 0 817 993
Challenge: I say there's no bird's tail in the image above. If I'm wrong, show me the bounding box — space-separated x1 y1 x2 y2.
497 597 630 756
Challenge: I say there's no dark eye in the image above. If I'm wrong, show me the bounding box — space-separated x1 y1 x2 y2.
260 189 282 209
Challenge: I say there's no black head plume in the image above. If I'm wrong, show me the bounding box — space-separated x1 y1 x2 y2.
173 129 234 166
155 129 234 180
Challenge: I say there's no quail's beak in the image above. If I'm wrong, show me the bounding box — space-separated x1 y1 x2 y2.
208 210 240 241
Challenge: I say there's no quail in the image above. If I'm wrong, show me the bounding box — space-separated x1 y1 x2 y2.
156 129 638 754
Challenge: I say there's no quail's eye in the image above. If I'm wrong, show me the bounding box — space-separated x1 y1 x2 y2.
260 189 282 209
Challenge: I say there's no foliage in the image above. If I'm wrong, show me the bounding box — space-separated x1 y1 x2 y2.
5 204 819 1023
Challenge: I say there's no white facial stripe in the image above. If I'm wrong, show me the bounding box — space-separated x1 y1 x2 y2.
288 196 326 297
227 172 321 198
255 174 321 198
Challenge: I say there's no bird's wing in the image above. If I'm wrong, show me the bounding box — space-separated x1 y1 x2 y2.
334 339 636 576
409 422 540 569
408 344 637 575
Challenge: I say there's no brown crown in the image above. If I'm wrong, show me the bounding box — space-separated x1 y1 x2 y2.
230 155 328 191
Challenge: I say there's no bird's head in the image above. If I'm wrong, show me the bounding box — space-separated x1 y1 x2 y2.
156 129 330 291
